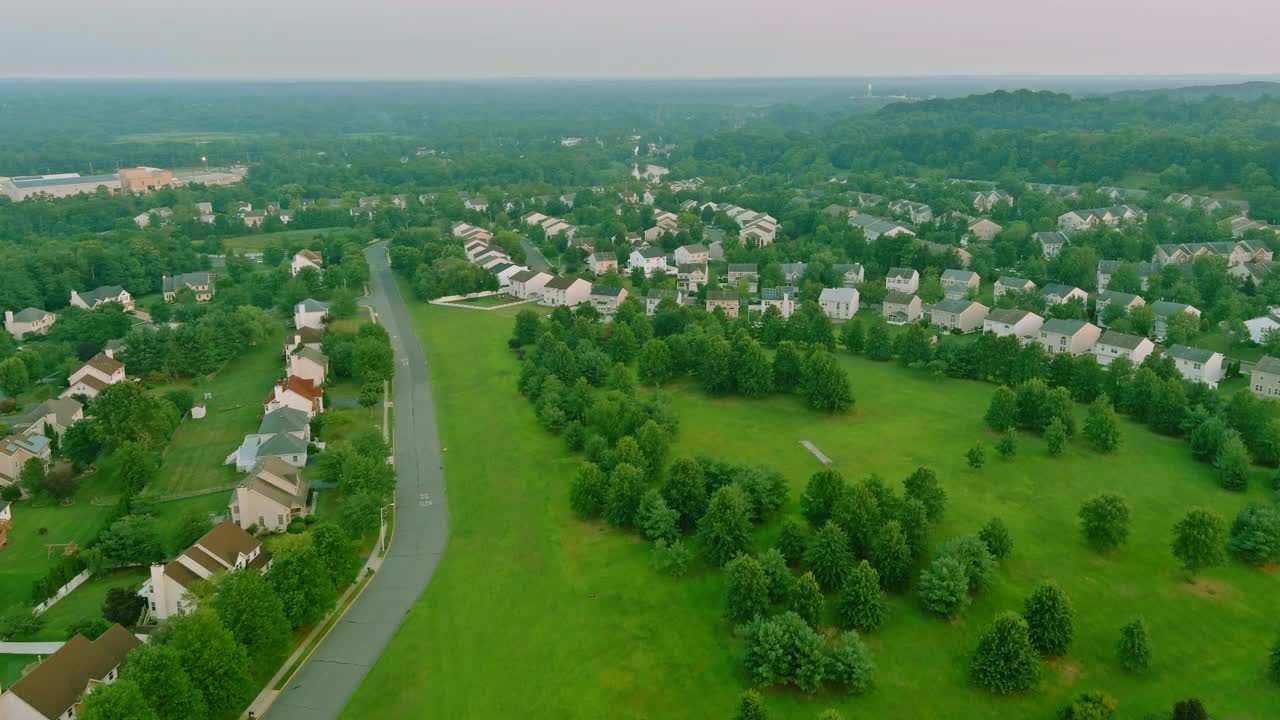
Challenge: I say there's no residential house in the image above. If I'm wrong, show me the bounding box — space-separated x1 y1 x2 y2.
885 267 920 294
1151 300 1200 341
759 287 797 319
1245 312 1280 344
818 287 859 320
539 276 592 307
968 189 1014 212
889 199 933 224
162 272 215 302
132 207 173 228
740 220 777 247
282 327 324 357
0 624 141 720
645 288 683 316
141 521 270 621
11 398 83 441
225 406 311 472
966 217 1003 242
1097 260 1158 291
1165 193 1225 212
727 263 759 285
4 308 55 339
1034 231 1069 258
931 299 989 333
832 263 865 287
1166 345 1225 388
1097 186 1150 202
291 249 324 276
589 286 628 318
509 270 553 300
1041 284 1088 307
673 244 710 268
705 290 740 318
264 375 323 418
1092 331 1155 367
451 222 493 244
994 276 1035 299
1057 205 1145 232
229 457 312 533
883 291 923 325
294 298 329 330
69 285 133 311
822 203 850 217
1250 355 1280 399
983 308 1043 338
628 247 669 276
1038 319 1102 355
61 352 125 400
923 240 973 268
287 346 328 385
490 262 526 287
463 197 489 212
1095 291 1145 326
1154 240 1271 267
1234 261 1279 284
587 252 618 276
195 201 215 223
849 214 915 241
677 262 708 293
0 433 50 486
941 269 980 299
1026 182 1082 199
780 262 807 283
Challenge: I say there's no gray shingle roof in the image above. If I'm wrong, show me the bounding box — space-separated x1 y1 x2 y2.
1042 318 1090 335
1097 331 1148 350
1253 355 1280 375
987 308 1034 324
1166 344 1217 363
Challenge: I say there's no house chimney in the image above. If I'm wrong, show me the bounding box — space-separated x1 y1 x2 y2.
4 310 11 325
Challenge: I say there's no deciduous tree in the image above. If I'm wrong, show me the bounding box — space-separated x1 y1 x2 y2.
1117 618 1151 673
970 612 1041 694
1022 580 1074 657
1171 508 1226 576
1078 494 1130 552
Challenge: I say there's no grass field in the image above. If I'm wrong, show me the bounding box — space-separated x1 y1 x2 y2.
341 304 1279 720
0 655 39 688
222 227 343 252
113 131 259 144
145 324 286 497
29 568 149 641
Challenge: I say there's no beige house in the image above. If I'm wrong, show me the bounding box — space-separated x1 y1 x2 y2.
1038 319 1102 355
230 457 313 533
264 375 323 418
706 290 740 318
587 252 618 276
0 624 140 720
291 249 324 276
11 398 83 441
759 287 797 319
287 346 329 385
883 291 923 325
162 272 215 302
994 276 1035 299
1034 231 1069 258
969 189 1014 212
967 217 1003 242
931 298 988 333
4 308 56 339
673 244 710 265
1095 291 1145 327
677 262 708 293
983 308 1043 338
282 326 324 357
1041 284 1088 306
0 433 51 486
941 269 980 299
645 288 683 316
1097 260 1158 291
1250 355 1280 400
141 521 270 621
1092 331 1155 366
1167 345 1225 388
818 287 859 320
832 263 864 287
69 285 133 311
885 267 920 294
589 285 628 318
1154 240 1270 267
294 298 329 330
452 221 494 244
539 276 592 307
726 263 758 285
1058 205 1145 232
509 270 554 300
1152 301 1200 341
61 352 126 400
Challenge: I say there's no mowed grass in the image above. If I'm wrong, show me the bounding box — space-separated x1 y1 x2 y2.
222 227 342 252
29 568 149 641
146 324 286 497
1 655 40 688
342 304 1280 720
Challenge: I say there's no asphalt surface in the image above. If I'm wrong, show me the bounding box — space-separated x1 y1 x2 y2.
268 243 449 720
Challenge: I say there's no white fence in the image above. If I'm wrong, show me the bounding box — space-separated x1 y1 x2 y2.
32 569 93 615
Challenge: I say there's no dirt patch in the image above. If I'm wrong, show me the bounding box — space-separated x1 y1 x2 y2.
1260 563 1279 574
1182 578 1234 600
1049 658 1080 685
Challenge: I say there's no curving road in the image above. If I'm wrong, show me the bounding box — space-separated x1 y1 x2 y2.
268 243 449 720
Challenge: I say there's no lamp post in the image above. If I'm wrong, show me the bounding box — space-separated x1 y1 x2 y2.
379 502 396 555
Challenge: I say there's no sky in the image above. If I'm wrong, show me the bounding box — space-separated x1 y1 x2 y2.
3 0 1278 80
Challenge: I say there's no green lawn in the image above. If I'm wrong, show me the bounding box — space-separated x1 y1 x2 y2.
145 324 286 497
222 227 342 252
1 655 40 688
29 568 149 641
342 303 1279 720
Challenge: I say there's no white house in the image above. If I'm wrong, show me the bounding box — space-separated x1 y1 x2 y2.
11 398 83 441
1038 319 1102 355
0 433 51 486
162 272 215 302
4 308 56 339
264 375 323 418
983 308 1043 338
628 247 669 276
61 352 126 400
994 276 1035 299
673 243 710 265
1057 205 1145 232
1245 314 1280 344
1092 331 1155 367
229 457 312 533
645 288 684 316
509 270 553 300
70 285 134 311
0 625 141 720
759 287 797 319
885 267 919 294
540 276 592 307
287 346 328 385
141 521 269 621
294 298 330 330
1250 355 1280 400
941 269 980 300
1041 284 1088 306
291 249 324 276
587 252 618 276
677 263 708 293
818 287 859 320
1167 345 1225 388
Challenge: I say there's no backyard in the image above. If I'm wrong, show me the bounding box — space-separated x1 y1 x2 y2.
342 303 1278 720
222 227 344 252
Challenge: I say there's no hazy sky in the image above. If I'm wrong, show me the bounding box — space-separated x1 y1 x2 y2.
4 0 1278 79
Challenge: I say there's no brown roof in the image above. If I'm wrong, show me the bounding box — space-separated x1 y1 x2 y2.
75 375 109 391
164 521 267 587
83 353 124 375
297 249 322 263
8 625 141 719
242 457 308 510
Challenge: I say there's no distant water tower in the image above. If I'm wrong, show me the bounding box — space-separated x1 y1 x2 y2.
866 82 873 98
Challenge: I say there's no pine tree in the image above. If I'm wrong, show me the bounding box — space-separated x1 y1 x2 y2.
979 517 1013 560
771 341 803 391
724 554 770 623
836 560 885 632
1117 619 1151 673
734 337 774 398
918 555 969 618
966 443 986 469
604 463 645 528
733 689 768 720
870 521 913 591
902 466 946 523
1044 416 1068 456
1083 394 1121 452
791 571 824 628
800 469 846 527
700 485 754 566
996 429 1017 459
569 463 607 517
970 612 1041 694
806 521 853 591
1078 493 1130 552
865 318 893 361
1022 580 1075 657
776 518 809 566
758 547 794 603
1214 434 1250 491
841 318 865 354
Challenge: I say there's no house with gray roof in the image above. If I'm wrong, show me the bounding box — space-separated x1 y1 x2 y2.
931 298 988 333
1034 231 1069 259
941 269 980 299
885 267 919 294
69 285 133 311
1095 290 1145 327
1166 345 1225 387
1038 319 1101 355
883 291 922 325
1092 331 1155 366
818 287 859 320
1097 260 1158 291
994 276 1035 299
590 285 628 318
1151 300 1200 341
4 307 56 339
759 287 798 318
225 406 312 472
849 213 915 241
1041 283 1088 306
983 308 1042 338
831 263 865 287
1250 355 1280 400
162 271 215 302
706 290 740 318
294 298 330 330
645 288 684 316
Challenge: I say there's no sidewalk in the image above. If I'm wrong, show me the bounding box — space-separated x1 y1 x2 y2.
0 641 64 655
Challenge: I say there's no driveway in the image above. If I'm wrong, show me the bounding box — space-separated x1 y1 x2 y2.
267 243 449 719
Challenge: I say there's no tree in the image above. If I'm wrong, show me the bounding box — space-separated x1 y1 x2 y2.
103 586 147 626
902 466 945 523
1117 618 1151 673
700 484 754 566
841 319 865 354
1078 494 1130 552
918 555 969 618
268 546 337 628
699 337 736 395
1189 417 1232 464
1172 699 1210 720
512 309 541 347
115 442 159 494
1227 503 1280 565
211 569 291 674
966 443 986 469
776 518 809 566
735 337 774 398
66 617 111 641
339 490 382 537
19 458 46 498
806 521 852 591
358 381 383 412
771 341 803 391
121 643 207 720
1214 434 1251 491
979 517 1013 560
985 386 1017 431
1022 580 1074 657
799 350 854 412
758 547 793 603
1083 395 1121 452
636 489 679 544
800 469 846 527
166 610 255 718
604 462 645 528
870 521 913 591
1059 692 1117 720
791 571 824 628
569 462 607 517
1268 632 1280 683
996 429 1017 459
970 612 1041 694
725 553 771 623
836 560 884 632
0 355 29 397
1171 508 1226 576
311 523 361 588
62 420 102 470
637 339 673 386
865 318 893 361
733 690 768 720
661 458 707 532
1044 416 1067 456
173 507 214 551
825 631 875 693
90 382 178 449
80 678 158 720
739 611 826 692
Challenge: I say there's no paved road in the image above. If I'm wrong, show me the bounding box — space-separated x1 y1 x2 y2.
519 236 554 272
268 243 449 720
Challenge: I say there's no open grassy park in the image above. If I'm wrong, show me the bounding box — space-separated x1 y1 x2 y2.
222 227 344 252
341 302 1279 720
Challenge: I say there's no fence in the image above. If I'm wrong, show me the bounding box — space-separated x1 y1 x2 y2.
32 569 92 615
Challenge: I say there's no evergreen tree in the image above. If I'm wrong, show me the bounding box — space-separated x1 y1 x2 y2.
569 462 607 517
1083 395 1121 452
772 341 803 391
791 571 824 628
636 489 680 544
966 443 986 469
758 547 794 603
733 690 768 720
662 458 707 532
1078 494 1130 551
1189 417 1231 464
918 555 970 618
1117 618 1151 673
1172 699 1210 720
1059 692 1117 720
637 339 673 386
865 318 893 361
841 318 865 354
1044 416 1068 456
604 463 645 528
1227 503 1280 565
1214 433 1251 491
799 350 854 412
996 429 1017 459
806 521 852 590
734 337 774 398
985 386 1018 431
776 517 809 566
870 521 913 591
979 517 1013 560
902 466 946 523
800 469 846 527
1171 508 1226 576
825 631 876 693
700 337 736 395
700 485 754 566
1022 580 1074 657
725 553 770 623
836 560 885 632
970 612 1041 694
